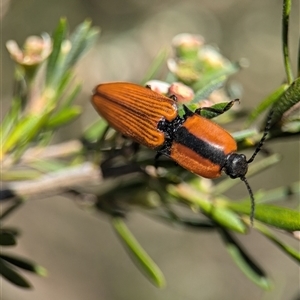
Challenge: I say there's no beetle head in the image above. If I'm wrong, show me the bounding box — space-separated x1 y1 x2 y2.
224 153 248 179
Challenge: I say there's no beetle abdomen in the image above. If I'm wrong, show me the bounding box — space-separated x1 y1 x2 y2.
170 114 237 178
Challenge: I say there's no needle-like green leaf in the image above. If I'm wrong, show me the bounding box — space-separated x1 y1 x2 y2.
112 217 165 288
219 228 272 290
0 258 32 288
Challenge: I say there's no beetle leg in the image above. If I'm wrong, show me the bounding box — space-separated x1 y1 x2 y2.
154 152 163 169
154 145 171 169
130 142 140 155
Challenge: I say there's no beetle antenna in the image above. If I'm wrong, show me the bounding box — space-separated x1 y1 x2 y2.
247 110 274 164
241 176 255 226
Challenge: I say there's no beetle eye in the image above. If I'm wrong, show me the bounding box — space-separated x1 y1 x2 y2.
224 153 248 179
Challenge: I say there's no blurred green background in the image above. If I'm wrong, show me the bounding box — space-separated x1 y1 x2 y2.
1 0 299 299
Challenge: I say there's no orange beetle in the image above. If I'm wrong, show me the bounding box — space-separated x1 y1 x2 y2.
92 82 272 223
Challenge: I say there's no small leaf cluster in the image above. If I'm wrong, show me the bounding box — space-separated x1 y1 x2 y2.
1 19 98 164
0 198 47 288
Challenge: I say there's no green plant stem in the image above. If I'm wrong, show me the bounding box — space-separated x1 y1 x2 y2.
282 0 293 84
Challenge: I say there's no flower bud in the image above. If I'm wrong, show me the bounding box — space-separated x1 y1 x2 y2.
172 33 204 59
6 33 52 67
